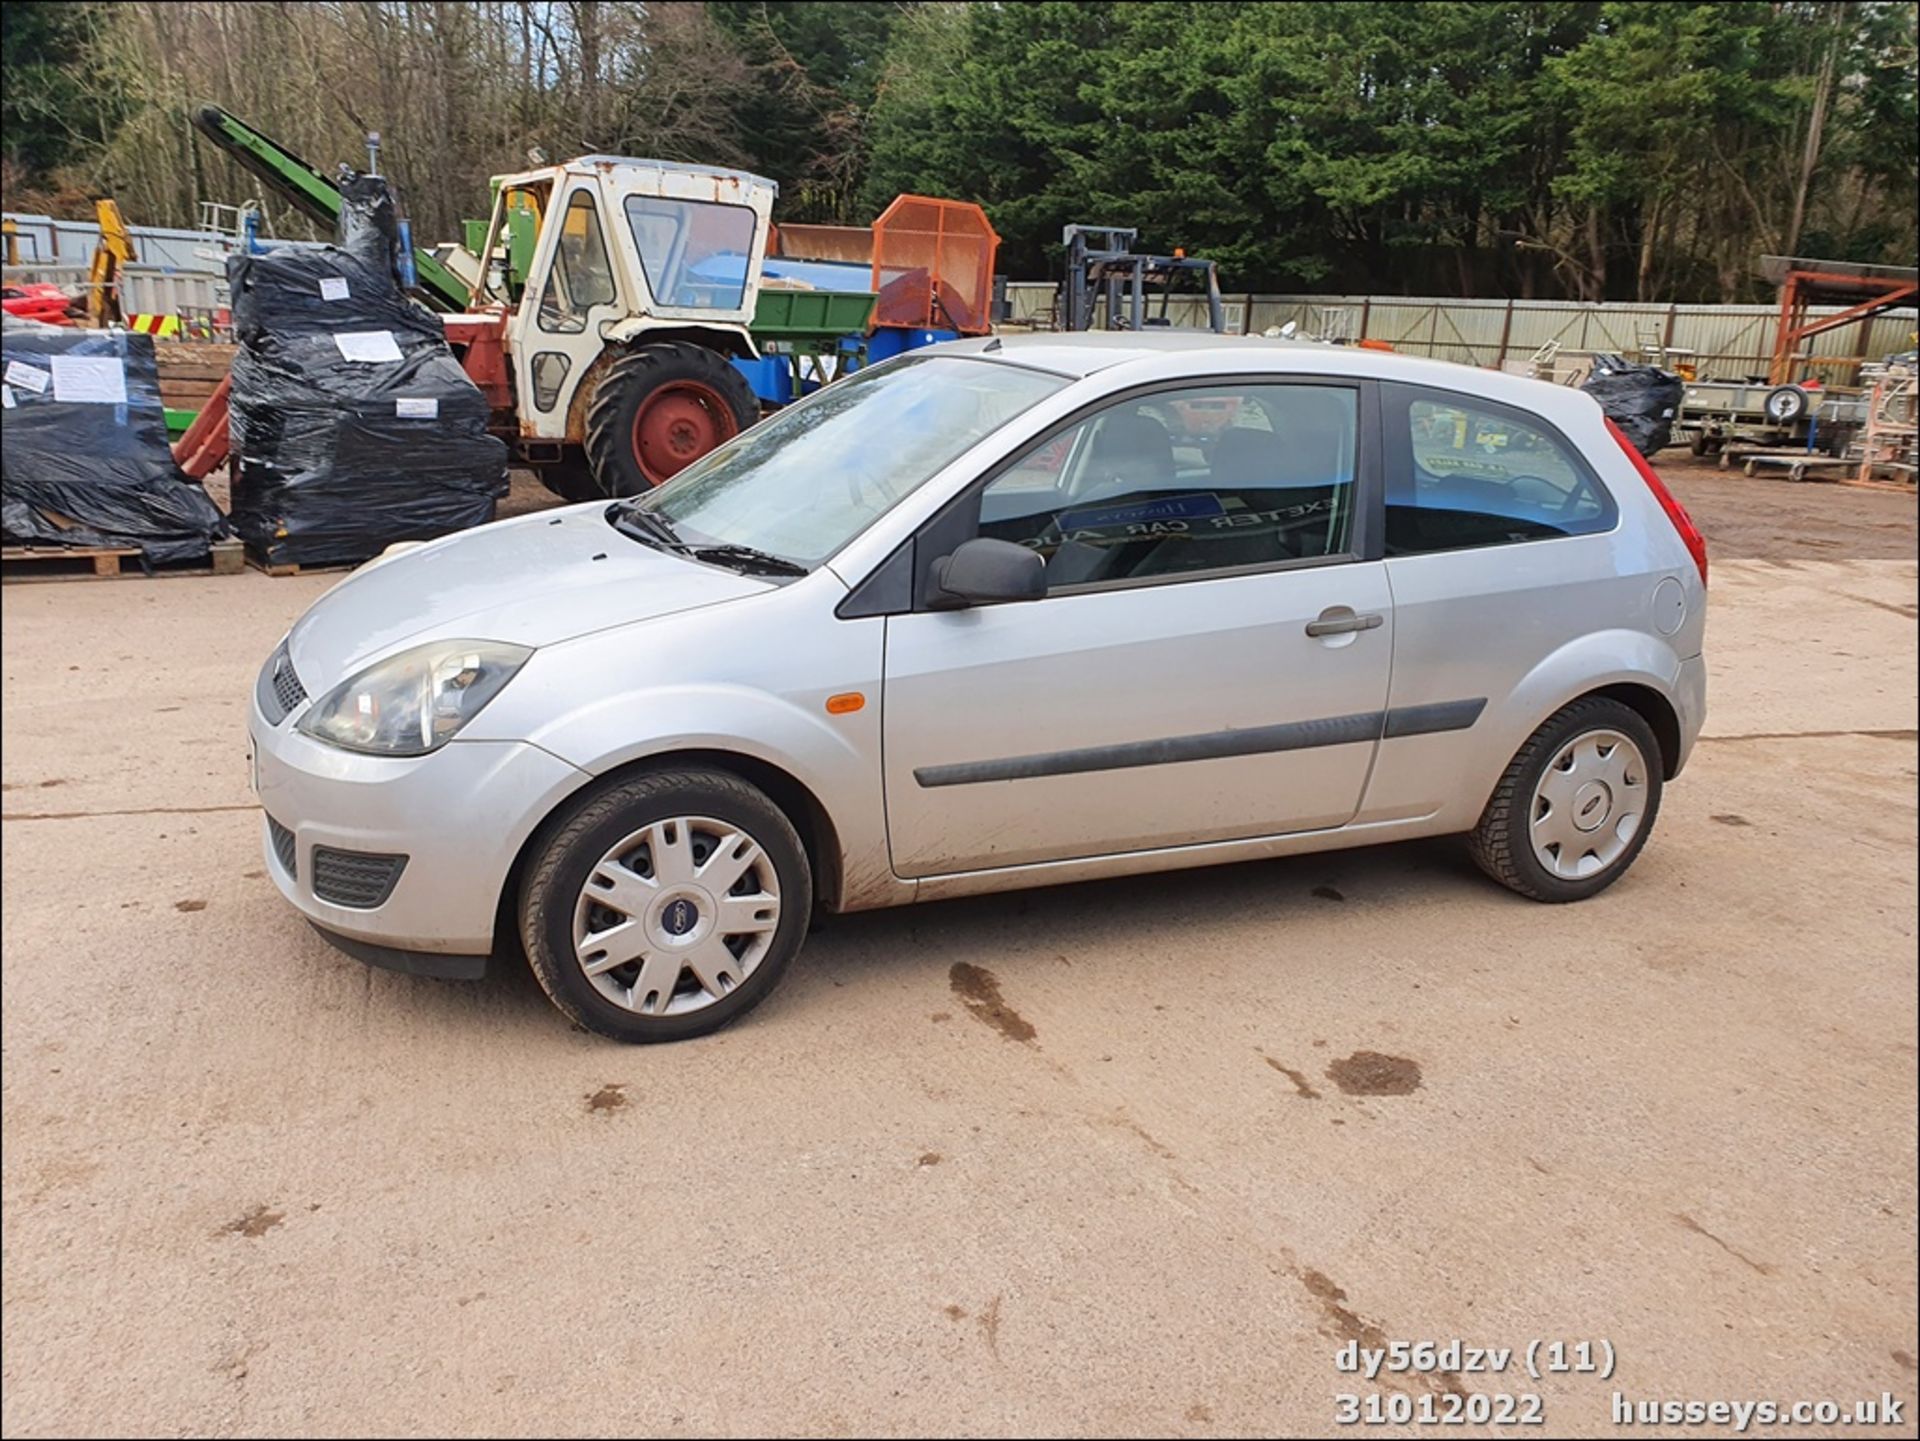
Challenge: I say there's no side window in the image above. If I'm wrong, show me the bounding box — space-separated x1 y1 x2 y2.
1386 390 1615 554
976 383 1359 590
530 352 572 411
537 190 616 334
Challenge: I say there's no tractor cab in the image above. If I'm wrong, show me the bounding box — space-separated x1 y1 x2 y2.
463 157 779 495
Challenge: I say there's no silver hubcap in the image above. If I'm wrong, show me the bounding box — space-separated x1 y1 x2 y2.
1529 729 1648 880
573 816 781 1016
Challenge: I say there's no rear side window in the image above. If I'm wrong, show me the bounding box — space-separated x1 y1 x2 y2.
1384 385 1615 555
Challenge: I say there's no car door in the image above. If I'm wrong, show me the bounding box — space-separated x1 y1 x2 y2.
880 377 1395 879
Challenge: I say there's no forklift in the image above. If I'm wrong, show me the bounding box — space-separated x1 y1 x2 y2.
1058 225 1227 334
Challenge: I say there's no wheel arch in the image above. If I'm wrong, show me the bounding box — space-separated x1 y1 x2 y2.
1588 681 1683 780
492 745 846 964
602 321 758 360
1477 631 1692 817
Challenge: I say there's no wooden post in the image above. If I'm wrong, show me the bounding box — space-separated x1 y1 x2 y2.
1496 298 1515 370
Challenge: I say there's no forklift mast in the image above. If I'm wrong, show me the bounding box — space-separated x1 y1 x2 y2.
1060 224 1226 334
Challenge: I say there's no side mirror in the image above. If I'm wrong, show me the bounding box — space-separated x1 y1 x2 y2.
927 538 1045 609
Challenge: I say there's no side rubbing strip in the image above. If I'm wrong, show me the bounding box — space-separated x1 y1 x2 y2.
912 700 1487 789
1382 697 1487 738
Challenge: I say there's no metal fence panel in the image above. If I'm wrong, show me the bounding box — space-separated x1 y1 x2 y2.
4 211 225 274
1000 283 1917 379
1 263 225 316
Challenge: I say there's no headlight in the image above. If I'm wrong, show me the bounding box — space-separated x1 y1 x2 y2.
297 640 531 756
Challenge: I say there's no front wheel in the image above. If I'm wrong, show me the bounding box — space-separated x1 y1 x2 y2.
583 342 758 496
1467 698 1664 902
519 768 812 1042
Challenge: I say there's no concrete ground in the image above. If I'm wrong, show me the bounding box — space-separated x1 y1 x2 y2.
2 470 1915 1437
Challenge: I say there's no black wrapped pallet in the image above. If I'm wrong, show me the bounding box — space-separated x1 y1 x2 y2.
1581 354 1685 458
336 169 400 275
1 324 230 566
225 176 506 569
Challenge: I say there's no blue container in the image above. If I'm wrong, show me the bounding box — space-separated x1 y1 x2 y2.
733 356 793 406
865 327 961 363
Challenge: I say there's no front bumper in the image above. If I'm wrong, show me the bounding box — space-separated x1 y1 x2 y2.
307 922 490 980
251 697 589 954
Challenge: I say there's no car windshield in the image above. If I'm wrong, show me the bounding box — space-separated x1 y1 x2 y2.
617 356 1067 569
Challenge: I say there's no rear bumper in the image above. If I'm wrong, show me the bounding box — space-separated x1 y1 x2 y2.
1672 652 1707 776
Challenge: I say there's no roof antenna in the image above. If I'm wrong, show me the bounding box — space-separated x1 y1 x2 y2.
982 336 1002 352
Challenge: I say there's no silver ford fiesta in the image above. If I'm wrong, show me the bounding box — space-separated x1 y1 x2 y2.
250 334 1708 1042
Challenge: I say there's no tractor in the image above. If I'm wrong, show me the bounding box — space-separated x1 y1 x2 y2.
180 106 997 499
447 156 780 499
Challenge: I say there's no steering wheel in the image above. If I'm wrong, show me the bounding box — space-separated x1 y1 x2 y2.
1505 474 1572 514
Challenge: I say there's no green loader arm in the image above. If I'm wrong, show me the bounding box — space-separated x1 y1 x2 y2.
191 104 472 312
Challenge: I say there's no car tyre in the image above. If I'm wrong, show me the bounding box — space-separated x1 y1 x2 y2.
519 767 812 1042
1467 697 1664 903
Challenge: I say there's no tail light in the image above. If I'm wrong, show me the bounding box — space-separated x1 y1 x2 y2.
1605 418 1707 586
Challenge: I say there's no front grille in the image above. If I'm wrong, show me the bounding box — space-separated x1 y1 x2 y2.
266 814 298 879
311 846 408 909
255 642 307 725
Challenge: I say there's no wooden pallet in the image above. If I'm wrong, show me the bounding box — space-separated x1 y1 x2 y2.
2 539 244 583
245 554 358 578
2 545 140 578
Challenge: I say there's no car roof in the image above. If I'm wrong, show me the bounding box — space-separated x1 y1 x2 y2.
930 331 1600 422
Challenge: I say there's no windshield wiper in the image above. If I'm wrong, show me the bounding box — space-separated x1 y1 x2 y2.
608 507 806 576
686 543 809 577
609 506 689 554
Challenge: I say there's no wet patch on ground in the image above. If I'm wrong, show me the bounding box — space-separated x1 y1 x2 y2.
1326 1051 1423 1096
1300 1269 1467 1396
979 1293 1003 1359
949 963 1036 1044
218 1205 284 1240
585 1084 627 1113
1260 1053 1322 1099
1675 1212 1775 1275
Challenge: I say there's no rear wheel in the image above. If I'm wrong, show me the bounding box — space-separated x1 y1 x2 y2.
1467 698 1664 903
584 342 758 497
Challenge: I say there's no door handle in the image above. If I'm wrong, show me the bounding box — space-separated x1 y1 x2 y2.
1305 611 1384 637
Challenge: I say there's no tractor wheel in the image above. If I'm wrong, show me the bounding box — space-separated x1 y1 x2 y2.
584 342 758 497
